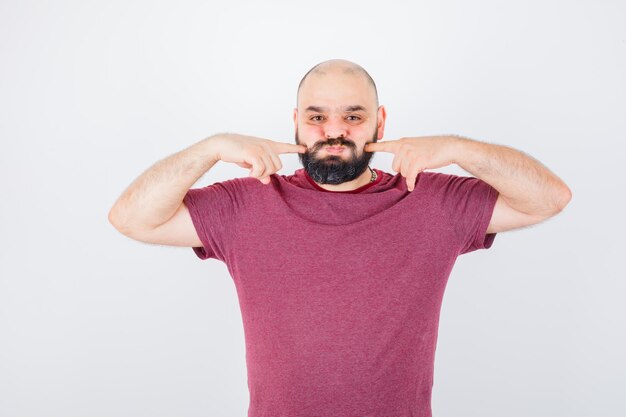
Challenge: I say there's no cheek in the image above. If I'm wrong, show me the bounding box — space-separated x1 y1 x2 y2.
301 125 325 136
299 127 326 146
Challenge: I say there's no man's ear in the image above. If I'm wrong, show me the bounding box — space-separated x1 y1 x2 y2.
376 105 387 139
293 107 298 130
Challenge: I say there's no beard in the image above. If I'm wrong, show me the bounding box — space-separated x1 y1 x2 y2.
295 127 378 185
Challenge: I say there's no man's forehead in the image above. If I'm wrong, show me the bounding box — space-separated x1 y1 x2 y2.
298 82 377 113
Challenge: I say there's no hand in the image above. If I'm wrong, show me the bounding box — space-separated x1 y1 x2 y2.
211 133 307 184
364 136 460 191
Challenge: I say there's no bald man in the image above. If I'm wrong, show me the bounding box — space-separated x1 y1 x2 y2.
109 59 571 416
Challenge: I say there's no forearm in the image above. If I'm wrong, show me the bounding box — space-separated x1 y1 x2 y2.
450 136 572 216
108 135 221 233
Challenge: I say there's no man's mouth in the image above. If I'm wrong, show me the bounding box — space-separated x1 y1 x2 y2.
324 146 345 154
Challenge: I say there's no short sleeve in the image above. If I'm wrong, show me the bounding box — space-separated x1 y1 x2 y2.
438 173 500 255
182 178 244 262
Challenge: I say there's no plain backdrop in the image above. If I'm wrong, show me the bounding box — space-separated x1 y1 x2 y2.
1 1 624 416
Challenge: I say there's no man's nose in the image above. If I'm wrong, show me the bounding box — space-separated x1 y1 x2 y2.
323 117 349 139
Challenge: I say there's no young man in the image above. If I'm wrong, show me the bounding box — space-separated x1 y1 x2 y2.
109 59 571 416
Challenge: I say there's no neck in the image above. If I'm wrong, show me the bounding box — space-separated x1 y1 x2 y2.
314 166 374 192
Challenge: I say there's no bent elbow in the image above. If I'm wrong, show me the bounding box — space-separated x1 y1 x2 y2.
551 184 572 214
108 205 133 235
558 184 573 211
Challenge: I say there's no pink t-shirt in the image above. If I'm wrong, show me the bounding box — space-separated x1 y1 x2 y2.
183 167 499 417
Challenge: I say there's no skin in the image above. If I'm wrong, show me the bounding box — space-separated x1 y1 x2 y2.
293 60 387 192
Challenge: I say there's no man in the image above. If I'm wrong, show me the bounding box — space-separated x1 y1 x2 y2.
109 59 571 416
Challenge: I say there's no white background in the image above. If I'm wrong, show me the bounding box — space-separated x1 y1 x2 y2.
1 0 624 416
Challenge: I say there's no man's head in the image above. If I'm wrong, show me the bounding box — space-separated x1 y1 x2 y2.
294 59 387 184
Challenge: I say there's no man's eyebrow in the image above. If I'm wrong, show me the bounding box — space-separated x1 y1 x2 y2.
305 105 368 113
344 105 367 112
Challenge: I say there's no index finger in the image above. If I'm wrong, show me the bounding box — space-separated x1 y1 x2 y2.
364 140 398 153
271 141 308 154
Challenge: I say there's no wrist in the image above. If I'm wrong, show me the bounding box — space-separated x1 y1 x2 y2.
446 135 469 166
194 134 223 165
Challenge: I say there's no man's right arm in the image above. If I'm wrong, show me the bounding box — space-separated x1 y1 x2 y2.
108 132 307 247
108 135 221 247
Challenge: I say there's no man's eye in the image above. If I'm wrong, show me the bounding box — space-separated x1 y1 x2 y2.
310 115 324 121
347 115 361 121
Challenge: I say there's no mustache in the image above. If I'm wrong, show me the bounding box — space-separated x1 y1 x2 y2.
310 138 356 152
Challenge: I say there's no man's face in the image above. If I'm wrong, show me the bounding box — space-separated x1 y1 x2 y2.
294 71 386 184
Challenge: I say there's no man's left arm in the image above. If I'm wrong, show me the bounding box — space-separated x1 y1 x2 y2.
364 135 573 234
449 136 572 234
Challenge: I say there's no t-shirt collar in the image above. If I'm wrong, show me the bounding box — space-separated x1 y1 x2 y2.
301 167 383 194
